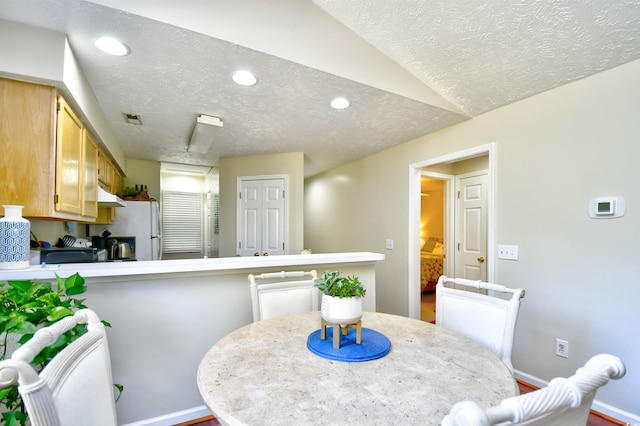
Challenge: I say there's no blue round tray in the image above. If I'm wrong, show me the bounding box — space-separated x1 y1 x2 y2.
307 327 391 362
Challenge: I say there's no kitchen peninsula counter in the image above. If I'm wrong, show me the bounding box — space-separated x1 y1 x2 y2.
0 252 384 426
1 251 384 281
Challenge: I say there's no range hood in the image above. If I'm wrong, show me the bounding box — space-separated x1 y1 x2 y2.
98 185 126 207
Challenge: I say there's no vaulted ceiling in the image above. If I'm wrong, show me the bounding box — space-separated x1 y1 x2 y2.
2 0 639 177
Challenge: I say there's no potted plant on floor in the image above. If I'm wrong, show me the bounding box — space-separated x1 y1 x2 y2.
314 270 366 325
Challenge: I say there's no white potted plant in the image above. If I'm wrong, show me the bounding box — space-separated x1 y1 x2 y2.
314 270 366 325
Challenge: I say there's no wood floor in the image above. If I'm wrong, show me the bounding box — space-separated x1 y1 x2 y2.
175 416 219 426
421 290 436 322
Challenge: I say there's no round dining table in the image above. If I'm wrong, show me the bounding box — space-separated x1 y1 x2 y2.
197 311 517 425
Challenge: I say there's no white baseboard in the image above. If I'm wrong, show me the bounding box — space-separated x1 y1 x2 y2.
120 405 211 426
514 369 640 425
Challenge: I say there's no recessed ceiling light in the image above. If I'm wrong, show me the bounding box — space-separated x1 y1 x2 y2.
330 97 351 110
232 70 257 86
95 36 130 56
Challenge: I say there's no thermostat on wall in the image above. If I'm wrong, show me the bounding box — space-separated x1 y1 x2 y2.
588 196 626 219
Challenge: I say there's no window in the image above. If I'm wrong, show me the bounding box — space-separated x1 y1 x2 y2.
162 190 203 254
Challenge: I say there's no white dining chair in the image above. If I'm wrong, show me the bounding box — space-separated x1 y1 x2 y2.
442 353 626 426
435 275 525 372
248 270 320 322
0 309 118 426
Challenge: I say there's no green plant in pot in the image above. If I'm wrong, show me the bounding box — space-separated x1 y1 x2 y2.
0 273 123 425
314 270 366 325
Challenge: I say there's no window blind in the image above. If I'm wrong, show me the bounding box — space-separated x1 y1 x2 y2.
162 190 203 254
214 193 220 235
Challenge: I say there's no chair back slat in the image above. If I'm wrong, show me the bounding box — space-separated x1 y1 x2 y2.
436 275 525 372
249 270 319 321
443 354 626 425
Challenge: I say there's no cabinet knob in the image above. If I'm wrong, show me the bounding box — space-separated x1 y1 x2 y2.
263 252 269 256
254 252 260 256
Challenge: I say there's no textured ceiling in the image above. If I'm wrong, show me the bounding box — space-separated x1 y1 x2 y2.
1 0 640 177
314 0 640 116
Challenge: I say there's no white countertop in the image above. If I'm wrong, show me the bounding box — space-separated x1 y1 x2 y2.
0 252 384 281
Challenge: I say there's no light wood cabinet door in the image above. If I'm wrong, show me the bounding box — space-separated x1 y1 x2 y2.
83 130 99 218
98 150 113 189
55 97 83 215
0 78 57 216
113 170 123 195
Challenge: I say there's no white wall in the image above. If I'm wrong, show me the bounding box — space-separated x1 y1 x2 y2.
304 59 640 420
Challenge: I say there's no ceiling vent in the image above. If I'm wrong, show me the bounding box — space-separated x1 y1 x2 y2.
123 113 142 125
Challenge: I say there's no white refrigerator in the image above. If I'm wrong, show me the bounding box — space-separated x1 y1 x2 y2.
92 201 162 260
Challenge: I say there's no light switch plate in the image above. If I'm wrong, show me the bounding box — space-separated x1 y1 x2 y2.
498 245 518 260
385 239 394 250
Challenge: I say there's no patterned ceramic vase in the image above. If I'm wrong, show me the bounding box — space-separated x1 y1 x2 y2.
0 205 31 270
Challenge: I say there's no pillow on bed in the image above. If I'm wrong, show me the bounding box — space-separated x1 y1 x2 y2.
432 242 444 255
422 240 437 253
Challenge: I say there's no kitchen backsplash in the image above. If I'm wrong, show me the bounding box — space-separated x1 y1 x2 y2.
29 219 90 247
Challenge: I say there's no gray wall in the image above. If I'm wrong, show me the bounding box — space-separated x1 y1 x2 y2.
82 260 377 424
304 58 640 420
218 151 305 257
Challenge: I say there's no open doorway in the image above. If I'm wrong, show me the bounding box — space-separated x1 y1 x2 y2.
409 144 495 319
419 177 444 323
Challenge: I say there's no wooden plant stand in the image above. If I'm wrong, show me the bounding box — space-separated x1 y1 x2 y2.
320 318 362 349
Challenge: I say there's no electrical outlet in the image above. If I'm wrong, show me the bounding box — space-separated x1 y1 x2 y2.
497 244 519 260
555 339 569 358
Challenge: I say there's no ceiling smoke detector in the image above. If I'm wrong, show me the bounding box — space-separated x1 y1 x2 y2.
123 113 142 125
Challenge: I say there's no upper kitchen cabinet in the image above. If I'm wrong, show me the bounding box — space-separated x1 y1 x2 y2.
0 77 99 221
98 149 113 189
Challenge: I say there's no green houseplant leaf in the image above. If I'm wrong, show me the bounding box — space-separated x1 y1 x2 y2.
314 270 366 298
0 273 122 425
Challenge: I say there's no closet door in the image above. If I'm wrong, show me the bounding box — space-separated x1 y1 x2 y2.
237 176 286 256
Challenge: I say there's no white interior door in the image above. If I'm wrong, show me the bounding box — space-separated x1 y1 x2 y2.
237 177 286 256
455 172 488 281
261 180 286 255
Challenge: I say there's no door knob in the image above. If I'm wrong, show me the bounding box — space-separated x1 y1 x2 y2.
254 252 260 256
477 257 485 263
263 252 269 256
